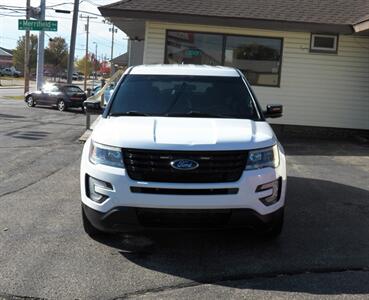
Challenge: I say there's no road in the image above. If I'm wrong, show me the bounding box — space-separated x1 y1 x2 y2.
0 97 369 299
0 86 28 97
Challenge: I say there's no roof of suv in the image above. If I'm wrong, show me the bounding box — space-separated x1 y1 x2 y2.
129 64 240 77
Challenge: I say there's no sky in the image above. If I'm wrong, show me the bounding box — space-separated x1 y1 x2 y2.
0 0 128 60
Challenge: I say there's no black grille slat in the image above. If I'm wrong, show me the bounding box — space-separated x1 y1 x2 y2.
123 149 247 183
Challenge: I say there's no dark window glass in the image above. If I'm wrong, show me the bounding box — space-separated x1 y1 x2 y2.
224 36 282 86
166 31 223 65
314 36 335 49
64 86 83 95
109 75 259 120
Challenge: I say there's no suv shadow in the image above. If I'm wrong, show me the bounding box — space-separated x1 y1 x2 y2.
91 176 369 295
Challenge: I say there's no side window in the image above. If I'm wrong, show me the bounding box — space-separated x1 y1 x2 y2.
310 34 338 53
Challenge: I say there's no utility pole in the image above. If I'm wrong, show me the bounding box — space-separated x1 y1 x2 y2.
109 25 117 75
80 15 97 90
82 15 89 91
92 41 97 88
110 25 116 61
24 0 31 93
36 0 45 90
67 0 79 84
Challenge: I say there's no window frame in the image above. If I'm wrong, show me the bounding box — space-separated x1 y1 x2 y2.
310 33 339 54
164 29 284 88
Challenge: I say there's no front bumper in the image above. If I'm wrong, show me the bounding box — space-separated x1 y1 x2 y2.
82 203 284 233
80 139 287 231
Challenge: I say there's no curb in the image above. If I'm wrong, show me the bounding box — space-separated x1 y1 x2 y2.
0 85 24 89
79 115 101 142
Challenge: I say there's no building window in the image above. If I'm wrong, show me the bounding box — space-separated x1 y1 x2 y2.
310 34 338 53
224 36 282 86
166 31 223 65
165 30 283 87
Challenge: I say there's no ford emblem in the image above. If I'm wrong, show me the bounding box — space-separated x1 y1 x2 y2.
170 159 199 171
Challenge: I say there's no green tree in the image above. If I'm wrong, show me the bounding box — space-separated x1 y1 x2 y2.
75 54 93 76
45 37 68 79
12 34 38 73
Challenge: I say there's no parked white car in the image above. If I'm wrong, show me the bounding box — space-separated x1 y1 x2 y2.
91 83 115 106
81 64 287 238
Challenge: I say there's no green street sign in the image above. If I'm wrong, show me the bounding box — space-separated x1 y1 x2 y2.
18 19 58 31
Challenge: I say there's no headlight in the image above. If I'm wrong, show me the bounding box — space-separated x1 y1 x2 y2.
89 141 124 168
246 145 279 170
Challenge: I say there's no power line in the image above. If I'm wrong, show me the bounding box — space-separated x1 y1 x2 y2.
0 5 26 10
79 10 101 17
46 2 75 8
0 13 24 17
84 0 99 6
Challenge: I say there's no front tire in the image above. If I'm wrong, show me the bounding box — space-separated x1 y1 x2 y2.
26 96 35 107
57 99 67 112
82 205 103 237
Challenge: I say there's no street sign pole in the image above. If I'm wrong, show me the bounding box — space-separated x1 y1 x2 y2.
24 0 31 94
36 0 46 90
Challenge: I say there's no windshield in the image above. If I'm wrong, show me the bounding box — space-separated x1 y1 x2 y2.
108 75 259 119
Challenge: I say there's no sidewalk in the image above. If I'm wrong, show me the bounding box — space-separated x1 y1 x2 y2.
0 78 36 89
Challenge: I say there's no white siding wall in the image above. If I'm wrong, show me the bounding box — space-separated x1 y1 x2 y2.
143 21 369 130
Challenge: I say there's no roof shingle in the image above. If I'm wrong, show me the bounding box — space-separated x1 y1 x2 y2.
101 0 369 26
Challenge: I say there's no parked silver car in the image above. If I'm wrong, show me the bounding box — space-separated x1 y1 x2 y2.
0 67 21 77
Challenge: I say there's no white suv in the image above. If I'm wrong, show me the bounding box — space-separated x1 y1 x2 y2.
81 65 287 238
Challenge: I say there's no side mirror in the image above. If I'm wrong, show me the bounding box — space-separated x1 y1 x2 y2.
83 99 103 114
263 104 283 119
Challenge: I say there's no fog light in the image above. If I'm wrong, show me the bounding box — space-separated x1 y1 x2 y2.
86 175 112 203
256 178 281 206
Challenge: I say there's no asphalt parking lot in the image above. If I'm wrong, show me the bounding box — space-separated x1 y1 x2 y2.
0 98 369 299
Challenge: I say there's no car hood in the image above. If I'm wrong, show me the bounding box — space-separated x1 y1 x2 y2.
91 117 277 151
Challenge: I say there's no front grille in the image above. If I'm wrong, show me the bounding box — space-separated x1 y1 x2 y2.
123 149 248 183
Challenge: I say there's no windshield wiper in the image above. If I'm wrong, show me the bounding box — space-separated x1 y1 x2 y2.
165 111 229 118
109 111 151 117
